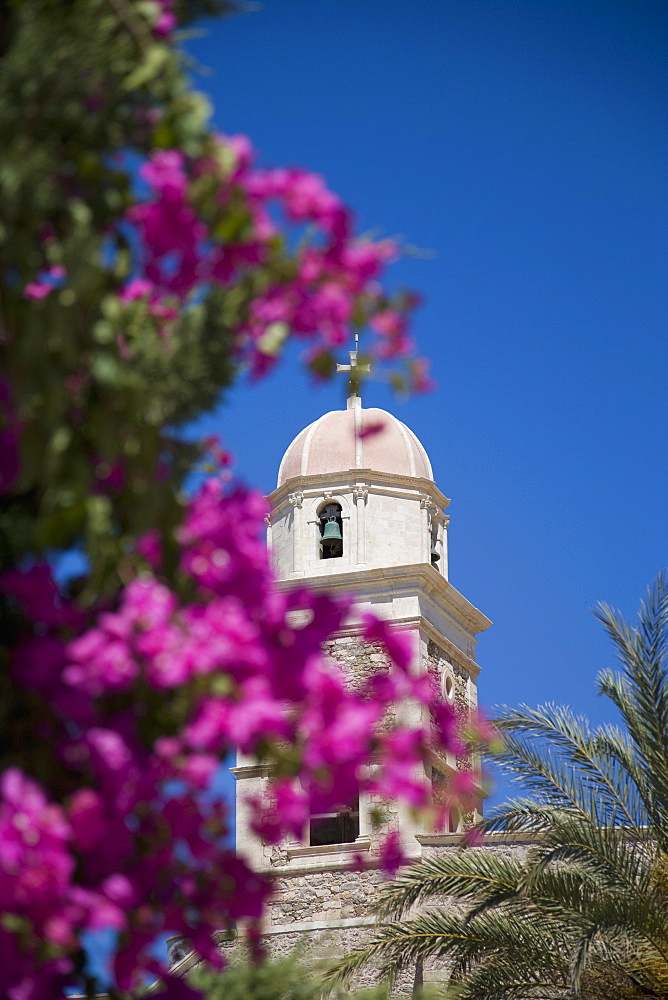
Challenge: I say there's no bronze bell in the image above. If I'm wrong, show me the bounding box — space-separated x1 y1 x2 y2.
320 518 343 555
430 546 440 565
321 518 343 544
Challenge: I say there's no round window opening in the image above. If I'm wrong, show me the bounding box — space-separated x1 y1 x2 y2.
443 673 455 704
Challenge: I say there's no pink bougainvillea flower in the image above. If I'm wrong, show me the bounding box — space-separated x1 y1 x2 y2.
358 419 386 440
361 614 414 672
120 278 155 302
449 769 477 798
155 9 177 37
1 564 81 630
379 830 406 876
67 788 107 853
373 727 430 807
226 133 254 176
408 357 437 393
339 239 398 282
461 825 485 847
136 529 163 570
24 279 54 299
23 265 67 300
431 700 466 757
139 150 186 194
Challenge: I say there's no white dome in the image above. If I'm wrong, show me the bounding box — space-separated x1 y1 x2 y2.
277 403 433 487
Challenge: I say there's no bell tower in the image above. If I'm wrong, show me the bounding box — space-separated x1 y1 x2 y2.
268 393 446 581
232 384 491 977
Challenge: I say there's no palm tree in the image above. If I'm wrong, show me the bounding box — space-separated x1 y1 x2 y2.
328 573 668 999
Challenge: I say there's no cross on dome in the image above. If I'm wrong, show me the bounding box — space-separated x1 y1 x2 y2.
336 331 371 403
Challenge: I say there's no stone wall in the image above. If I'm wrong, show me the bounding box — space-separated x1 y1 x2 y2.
323 634 390 692
168 837 536 996
258 922 418 995
268 865 386 926
425 637 472 718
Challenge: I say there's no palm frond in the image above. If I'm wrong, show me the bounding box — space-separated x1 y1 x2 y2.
373 850 526 920
491 704 643 827
447 958 571 1000
325 910 489 989
529 816 650 882
587 725 652 823
594 572 668 826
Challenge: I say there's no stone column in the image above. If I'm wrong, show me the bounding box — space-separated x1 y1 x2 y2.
420 495 437 564
439 513 450 578
288 492 304 577
356 763 371 840
353 484 368 567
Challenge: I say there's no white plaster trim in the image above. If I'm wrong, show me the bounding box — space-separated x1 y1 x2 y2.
265 915 378 936
354 397 362 468
286 836 371 861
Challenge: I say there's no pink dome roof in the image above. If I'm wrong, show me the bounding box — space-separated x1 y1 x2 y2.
277 405 433 487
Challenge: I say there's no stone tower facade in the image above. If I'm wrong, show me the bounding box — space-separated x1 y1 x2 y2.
230 394 492 985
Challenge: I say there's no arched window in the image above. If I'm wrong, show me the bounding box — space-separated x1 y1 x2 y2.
318 502 343 559
310 791 359 846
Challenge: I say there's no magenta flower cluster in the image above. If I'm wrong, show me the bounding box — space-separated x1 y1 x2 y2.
126 141 427 381
0 474 466 998
5 100 448 997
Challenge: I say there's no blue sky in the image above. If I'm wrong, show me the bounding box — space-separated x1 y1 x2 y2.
187 0 667 738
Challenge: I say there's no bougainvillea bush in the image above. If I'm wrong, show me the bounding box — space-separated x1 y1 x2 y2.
0 2 465 997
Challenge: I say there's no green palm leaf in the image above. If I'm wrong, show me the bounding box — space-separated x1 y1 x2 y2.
374 850 527 920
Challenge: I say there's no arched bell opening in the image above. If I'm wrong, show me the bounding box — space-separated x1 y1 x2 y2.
430 525 441 570
318 502 343 559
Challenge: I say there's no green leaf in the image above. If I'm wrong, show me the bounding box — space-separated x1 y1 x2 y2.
256 321 288 357
49 426 72 455
123 45 171 91
91 351 122 385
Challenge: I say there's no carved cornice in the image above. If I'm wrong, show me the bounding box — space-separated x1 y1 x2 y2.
270 469 450 513
274 563 492 639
